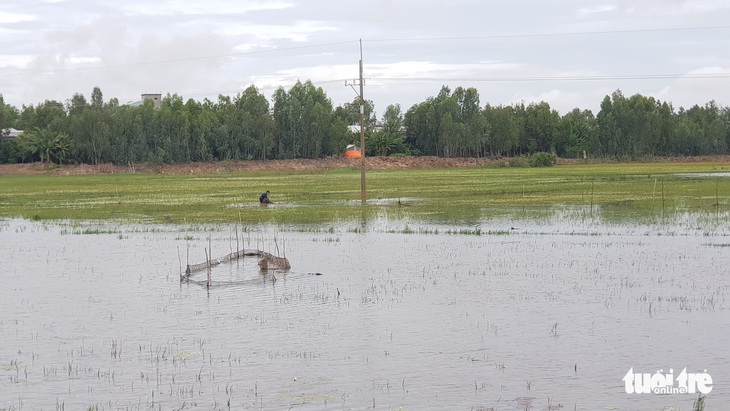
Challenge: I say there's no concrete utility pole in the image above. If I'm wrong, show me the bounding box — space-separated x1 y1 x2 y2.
346 40 366 204
358 40 366 204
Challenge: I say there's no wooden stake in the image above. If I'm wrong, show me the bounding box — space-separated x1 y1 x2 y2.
590 180 595 214
661 179 665 216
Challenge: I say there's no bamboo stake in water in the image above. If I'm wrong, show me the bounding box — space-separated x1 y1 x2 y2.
716 178 720 221
661 179 665 217
177 246 182 280
590 180 595 214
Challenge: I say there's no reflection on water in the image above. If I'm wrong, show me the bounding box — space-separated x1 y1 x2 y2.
1 215 728 410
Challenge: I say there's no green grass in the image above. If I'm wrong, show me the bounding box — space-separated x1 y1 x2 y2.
0 162 728 225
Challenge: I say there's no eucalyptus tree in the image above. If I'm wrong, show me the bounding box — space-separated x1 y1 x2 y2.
64 88 112 164
67 93 87 117
481 104 519 156
0 95 18 131
405 86 489 157
272 80 334 159
596 90 673 157
555 108 598 158
700 101 727 154
17 100 66 131
211 94 238 160
720 107 730 154
90 86 103 110
673 101 728 155
60 88 102 165
336 97 377 130
596 90 630 157
327 116 351 156
158 93 191 162
452 86 489 157
185 98 214 162
404 100 438 155
234 85 275 160
625 93 662 156
0 96 20 163
518 101 560 154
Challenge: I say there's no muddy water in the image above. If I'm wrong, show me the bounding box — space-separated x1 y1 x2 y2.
1 217 728 410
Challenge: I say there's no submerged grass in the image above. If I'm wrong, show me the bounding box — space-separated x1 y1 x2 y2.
0 162 728 225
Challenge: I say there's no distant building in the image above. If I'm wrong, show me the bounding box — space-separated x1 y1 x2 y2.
141 93 162 109
1 128 23 141
126 93 163 109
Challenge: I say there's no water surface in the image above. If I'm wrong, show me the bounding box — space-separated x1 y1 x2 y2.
1 216 728 410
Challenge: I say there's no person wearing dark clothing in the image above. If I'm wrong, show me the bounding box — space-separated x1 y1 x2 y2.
259 190 271 203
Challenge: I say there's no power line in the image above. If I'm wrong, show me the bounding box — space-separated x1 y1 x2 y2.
366 25 730 42
371 73 730 83
114 72 728 104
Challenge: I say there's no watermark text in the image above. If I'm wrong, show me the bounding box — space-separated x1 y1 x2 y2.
623 367 712 394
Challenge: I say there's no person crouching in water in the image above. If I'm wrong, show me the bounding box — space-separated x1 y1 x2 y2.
259 190 271 203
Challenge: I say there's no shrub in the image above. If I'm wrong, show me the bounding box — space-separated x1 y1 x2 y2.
508 156 529 167
529 152 557 167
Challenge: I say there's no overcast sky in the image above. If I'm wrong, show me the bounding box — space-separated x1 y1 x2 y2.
1 0 729 117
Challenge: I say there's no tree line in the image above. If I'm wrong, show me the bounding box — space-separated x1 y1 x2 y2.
1 82 729 165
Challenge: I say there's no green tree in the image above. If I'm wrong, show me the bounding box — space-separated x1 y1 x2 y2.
0 95 19 131
272 80 334 159
596 90 629 157
91 86 103 110
520 101 560 154
235 86 275 160
18 100 66 131
67 93 87 117
555 108 598 158
335 98 377 131
482 104 519 156
17 127 70 164
368 104 408 156
404 100 438 155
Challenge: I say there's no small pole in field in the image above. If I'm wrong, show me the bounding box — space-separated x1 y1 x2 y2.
205 248 211 289
590 180 595 215
661 179 665 217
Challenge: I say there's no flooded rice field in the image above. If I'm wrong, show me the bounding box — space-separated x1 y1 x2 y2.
1 212 729 410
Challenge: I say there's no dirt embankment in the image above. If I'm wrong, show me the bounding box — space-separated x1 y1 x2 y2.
0 157 498 175
1 155 729 176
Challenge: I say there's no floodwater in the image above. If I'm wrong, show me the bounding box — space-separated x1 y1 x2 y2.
1 212 729 411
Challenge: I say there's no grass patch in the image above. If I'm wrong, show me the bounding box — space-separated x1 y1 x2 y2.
0 162 728 225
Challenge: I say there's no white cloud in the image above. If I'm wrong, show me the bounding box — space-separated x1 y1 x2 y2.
0 10 36 23
577 5 615 16
0 55 34 68
120 0 293 16
220 21 338 42
510 89 596 114
66 56 102 65
1 0 729 114
654 66 730 109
